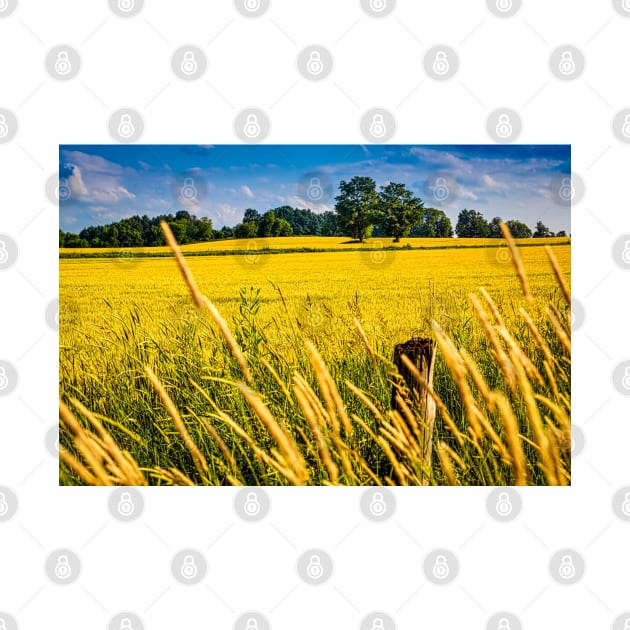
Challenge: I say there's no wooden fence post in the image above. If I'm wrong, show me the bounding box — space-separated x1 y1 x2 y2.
391 337 437 480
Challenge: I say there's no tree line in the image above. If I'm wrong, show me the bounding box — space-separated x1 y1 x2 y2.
59 176 565 248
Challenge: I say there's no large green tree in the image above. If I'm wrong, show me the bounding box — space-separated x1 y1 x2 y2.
455 209 490 238
377 182 424 242
334 176 379 243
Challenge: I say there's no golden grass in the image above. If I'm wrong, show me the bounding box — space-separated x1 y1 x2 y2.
59 223 570 486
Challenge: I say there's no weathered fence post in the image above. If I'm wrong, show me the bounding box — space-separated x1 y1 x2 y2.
391 337 437 481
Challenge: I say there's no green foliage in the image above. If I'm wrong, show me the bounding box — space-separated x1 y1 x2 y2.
377 181 424 242
334 176 379 242
533 220 552 238
505 219 533 239
456 208 491 238
411 207 453 237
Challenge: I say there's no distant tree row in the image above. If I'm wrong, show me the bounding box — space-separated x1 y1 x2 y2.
59 177 567 248
455 208 567 239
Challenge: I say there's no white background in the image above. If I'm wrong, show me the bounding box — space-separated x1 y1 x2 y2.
1 0 630 628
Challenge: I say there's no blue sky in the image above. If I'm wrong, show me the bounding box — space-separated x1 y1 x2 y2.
59 144 571 233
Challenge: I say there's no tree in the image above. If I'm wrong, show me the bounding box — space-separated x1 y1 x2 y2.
489 217 503 238
556 230 567 237
334 176 379 242
243 208 261 226
377 182 424 242
455 209 490 238
412 207 453 237
234 221 258 238
273 218 293 236
533 220 552 238
505 220 532 239
260 210 276 237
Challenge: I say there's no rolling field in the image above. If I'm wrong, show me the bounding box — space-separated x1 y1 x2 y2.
59 234 571 486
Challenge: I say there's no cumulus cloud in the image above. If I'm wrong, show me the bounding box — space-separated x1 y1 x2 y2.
241 185 254 198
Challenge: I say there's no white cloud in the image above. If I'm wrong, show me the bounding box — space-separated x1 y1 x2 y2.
67 165 88 197
241 185 254 198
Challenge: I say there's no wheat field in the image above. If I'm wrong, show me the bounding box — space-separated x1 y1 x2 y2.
59 225 571 486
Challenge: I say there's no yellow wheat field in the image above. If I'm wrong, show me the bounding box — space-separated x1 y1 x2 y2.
59 234 571 486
